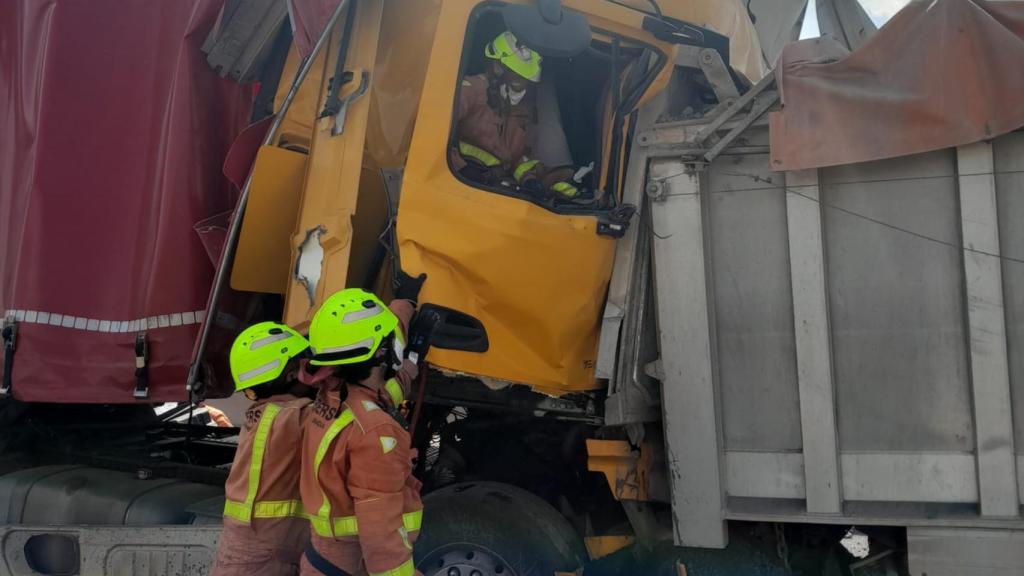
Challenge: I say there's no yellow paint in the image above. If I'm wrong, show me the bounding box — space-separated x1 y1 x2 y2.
283 0 386 327
396 0 703 394
232 146 307 294
586 439 650 501
365 0 443 169
272 44 325 152
585 535 635 560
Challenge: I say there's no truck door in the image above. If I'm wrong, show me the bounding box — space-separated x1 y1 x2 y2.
396 1 666 395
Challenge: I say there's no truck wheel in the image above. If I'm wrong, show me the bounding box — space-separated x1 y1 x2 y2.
415 481 588 576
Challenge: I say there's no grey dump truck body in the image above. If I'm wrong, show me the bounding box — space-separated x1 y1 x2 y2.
610 75 1024 571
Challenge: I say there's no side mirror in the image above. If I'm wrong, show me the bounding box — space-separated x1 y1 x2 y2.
415 304 489 353
501 2 592 58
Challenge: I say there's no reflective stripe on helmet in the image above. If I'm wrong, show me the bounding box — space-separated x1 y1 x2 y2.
458 141 501 167
369 558 416 576
250 331 291 350
318 338 375 355
513 159 540 182
223 404 301 523
342 305 382 324
236 358 282 385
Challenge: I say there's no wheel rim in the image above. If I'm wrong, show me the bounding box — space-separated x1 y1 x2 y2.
420 543 517 576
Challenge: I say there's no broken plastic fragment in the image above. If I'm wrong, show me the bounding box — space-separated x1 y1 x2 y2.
840 527 870 559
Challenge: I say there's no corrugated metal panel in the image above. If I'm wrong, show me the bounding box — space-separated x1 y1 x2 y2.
651 126 1024 545
996 133 1024 452
707 154 802 452
820 150 973 452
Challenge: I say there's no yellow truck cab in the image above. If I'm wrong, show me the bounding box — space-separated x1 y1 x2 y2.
235 0 764 395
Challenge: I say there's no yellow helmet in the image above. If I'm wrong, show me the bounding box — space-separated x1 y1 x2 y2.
308 288 399 366
485 31 542 83
229 322 309 392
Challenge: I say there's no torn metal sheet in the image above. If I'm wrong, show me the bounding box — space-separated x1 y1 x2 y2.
295 226 326 308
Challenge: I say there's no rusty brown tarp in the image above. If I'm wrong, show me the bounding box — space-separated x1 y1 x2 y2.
769 0 1024 172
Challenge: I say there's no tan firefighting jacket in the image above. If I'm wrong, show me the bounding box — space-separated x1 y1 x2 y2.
450 73 540 181
211 394 313 576
299 300 423 576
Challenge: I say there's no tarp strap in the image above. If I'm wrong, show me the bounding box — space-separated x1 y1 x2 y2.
1 321 16 396
134 333 149 399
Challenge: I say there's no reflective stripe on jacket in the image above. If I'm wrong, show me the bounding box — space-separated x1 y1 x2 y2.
300 385 423 576
223 395 312 524
213 394 312 576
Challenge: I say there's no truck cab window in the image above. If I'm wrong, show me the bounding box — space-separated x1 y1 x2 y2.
450 6 656 213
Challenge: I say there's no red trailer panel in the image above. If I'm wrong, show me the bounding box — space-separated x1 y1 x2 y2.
0 0 251 403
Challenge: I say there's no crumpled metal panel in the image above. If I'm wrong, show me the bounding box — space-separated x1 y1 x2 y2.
770 0 1024 171
0 1 251 403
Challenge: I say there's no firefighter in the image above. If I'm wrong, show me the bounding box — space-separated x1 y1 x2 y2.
452 30 579 199
211 322 315 576
298 278 426 576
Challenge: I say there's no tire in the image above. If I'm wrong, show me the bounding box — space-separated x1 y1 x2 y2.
414 481 588 576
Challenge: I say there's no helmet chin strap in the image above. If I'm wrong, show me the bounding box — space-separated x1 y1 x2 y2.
297 359 335 386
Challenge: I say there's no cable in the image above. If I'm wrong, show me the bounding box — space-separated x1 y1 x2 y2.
650 167 1024 266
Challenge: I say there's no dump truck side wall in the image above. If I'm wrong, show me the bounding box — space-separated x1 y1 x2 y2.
651 125 1024 547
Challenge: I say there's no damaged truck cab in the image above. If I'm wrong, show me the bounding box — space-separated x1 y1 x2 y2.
236 0 763 395
222 0 765 571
